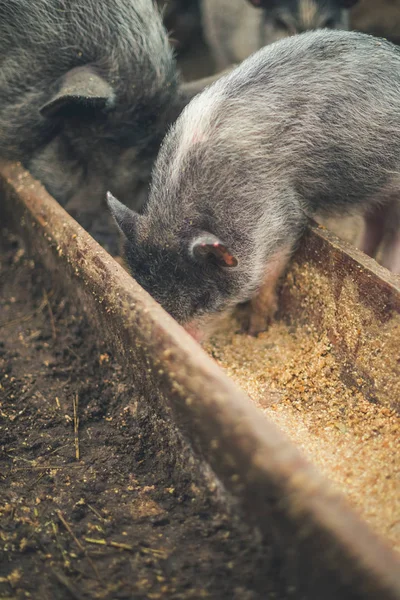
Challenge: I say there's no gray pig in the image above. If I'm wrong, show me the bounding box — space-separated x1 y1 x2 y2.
201 0 359 70
0 0 212 225
108 30 400 340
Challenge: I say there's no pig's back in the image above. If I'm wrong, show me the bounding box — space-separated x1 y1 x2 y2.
218 29 400 214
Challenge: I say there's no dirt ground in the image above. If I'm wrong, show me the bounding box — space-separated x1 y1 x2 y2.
0 229 287 600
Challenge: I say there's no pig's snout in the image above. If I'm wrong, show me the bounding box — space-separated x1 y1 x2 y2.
184 321 204 343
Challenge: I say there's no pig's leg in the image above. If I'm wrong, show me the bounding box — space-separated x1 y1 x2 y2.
64 177 108 230
359 205 387 258
379 199 400 275
180 67 234 98
381 234 400 274
175 67 236 117
247 247 292 336
65 194 100 230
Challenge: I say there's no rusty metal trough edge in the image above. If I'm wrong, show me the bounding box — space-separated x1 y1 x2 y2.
1 161 399 600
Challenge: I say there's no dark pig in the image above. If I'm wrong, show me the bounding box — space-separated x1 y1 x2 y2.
201 0 359 69
107 30 400 340
0 0 205 222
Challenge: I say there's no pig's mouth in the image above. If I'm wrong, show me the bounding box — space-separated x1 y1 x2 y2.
184 310 232 343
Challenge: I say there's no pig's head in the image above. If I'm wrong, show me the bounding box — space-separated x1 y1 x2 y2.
28 64 216 221
107 192 245 336
27 63 180 217
247 0 359 44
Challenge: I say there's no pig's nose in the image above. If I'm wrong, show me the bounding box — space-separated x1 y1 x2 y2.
184 321 203 343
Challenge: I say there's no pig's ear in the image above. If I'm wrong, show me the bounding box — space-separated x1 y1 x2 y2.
190 234 238 268
339 0 359 7
40 66 115 119
106 192 139 240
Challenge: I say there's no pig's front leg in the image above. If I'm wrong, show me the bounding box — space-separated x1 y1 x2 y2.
247 248 292 336
360 199 400 275
379 199 400 275
381 234 400 274
360 208 387 259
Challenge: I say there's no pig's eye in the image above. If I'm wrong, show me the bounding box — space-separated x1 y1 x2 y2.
273 17 290 31
322 18 336 28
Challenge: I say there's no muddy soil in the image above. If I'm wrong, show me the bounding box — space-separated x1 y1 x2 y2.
0 229 287 600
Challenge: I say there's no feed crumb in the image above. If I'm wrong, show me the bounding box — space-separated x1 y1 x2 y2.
205 318 400 554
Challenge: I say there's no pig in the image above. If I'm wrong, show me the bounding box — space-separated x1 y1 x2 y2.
201 0 359 70
157 0 202 54
107 29 400 340
0 0 216 228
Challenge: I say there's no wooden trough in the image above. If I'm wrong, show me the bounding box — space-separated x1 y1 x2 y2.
1 160 399 600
